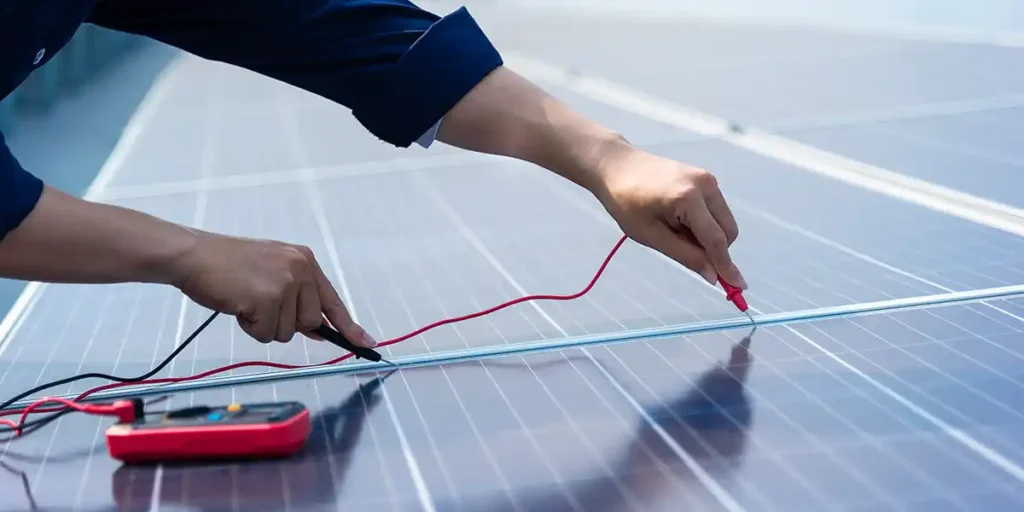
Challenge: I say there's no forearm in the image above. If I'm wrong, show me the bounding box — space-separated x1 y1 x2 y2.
0 186 200 285
436 66 630 196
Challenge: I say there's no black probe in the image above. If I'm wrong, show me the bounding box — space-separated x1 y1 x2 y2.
312 324 396 366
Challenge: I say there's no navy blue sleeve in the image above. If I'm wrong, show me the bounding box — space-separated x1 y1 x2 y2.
0 132 44 241
87 0 504 148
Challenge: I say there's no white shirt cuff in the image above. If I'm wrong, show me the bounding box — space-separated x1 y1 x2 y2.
415 118 443 148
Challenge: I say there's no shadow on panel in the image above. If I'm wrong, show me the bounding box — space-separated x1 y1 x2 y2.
436 332 757 512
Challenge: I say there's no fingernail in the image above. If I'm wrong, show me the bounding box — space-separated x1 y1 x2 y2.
736 273 749 290
700 265 718 285
732 266 749 289
361 331 378 348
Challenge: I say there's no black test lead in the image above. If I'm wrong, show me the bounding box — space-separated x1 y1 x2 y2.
718 277 755 325
312 324 398 367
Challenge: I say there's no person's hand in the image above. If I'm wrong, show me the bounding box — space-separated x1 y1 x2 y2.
592 145 747 289
167 231 378 346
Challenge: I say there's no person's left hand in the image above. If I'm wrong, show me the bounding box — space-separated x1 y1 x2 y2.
591 144 746 289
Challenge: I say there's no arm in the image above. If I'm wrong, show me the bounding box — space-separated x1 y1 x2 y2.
0 184 198 285
0 138 375 346
0 134 196 284
436 66 620 194
0 133 191 285
437 67 747 287
86 1 742 293
90 0 745 285
2 0 479 345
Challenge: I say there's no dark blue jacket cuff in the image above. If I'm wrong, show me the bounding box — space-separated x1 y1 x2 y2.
353 7 503 147
0 136 43 241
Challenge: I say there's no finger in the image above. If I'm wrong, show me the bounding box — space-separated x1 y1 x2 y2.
274 283 299 343
303 314 328 342
677 198 745 289
245 285 283 344
238 309 276 344
641 223 715 285
308 254 378 348
296 279 324 338
289 246 327 341
702 185 739 245
238 318 264 343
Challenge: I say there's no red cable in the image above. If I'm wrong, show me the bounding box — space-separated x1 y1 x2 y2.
2 234 633 432
2 233 748 434
4 397 135 434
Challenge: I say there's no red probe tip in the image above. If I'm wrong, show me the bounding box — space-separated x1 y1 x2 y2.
717 277 749 313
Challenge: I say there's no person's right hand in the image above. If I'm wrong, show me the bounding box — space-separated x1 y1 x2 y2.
591 145 747 289
168 231 378 346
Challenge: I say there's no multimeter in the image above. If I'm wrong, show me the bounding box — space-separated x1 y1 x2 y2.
105 401 311 464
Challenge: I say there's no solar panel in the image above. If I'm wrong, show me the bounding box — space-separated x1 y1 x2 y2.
7 299 1024 511
781 113 1024 209
2 10 1024 512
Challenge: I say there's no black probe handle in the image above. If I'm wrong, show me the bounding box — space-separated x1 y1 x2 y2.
312 325 384 362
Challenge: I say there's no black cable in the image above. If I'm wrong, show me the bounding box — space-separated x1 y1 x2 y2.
0 408 74 441
0 311 218 412
0 311 219 436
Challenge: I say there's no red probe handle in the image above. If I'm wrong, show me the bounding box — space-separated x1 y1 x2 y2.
718 277 749 312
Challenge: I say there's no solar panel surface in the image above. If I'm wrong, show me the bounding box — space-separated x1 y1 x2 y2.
2 5 1024 511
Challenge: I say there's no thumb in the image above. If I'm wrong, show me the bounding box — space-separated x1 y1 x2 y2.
335 318 378 349
238 314 271 344
307 253 378 349
303 317 327 342
322 300 377 349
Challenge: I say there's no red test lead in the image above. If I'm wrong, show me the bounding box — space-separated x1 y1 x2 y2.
718 277 754 323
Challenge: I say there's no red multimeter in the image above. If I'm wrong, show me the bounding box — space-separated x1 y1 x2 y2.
105 401 311 464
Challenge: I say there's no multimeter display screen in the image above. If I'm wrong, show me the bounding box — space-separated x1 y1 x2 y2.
134 402 303 430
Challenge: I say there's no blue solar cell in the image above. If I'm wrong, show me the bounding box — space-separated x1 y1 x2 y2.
783 123 1024 208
